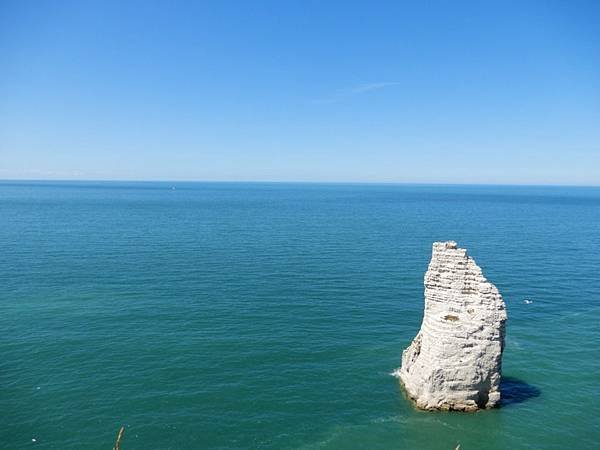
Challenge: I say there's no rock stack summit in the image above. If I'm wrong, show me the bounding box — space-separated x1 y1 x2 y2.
398 241 507 411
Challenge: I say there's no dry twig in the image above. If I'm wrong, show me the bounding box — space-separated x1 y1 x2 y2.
113 426 125 450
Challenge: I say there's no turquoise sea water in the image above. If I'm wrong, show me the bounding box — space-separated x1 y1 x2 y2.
2 182 600 449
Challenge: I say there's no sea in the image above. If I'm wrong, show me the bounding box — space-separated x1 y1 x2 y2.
2 181 599 449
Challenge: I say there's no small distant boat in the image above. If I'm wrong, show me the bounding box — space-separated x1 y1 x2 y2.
524 299 533 304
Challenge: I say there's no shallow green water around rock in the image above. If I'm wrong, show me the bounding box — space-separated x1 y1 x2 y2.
2 182 599 449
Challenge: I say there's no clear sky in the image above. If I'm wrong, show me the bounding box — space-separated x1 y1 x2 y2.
1 1 599 184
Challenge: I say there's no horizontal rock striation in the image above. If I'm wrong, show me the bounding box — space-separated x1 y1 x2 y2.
398 241 507 411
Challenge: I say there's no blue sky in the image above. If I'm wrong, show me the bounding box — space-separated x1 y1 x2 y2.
1 1 599 184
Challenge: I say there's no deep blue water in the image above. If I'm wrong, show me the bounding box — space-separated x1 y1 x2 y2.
1 182 600 449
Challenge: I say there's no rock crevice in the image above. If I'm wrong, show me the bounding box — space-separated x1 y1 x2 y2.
398 241 507 411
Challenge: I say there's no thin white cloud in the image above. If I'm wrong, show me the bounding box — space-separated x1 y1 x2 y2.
311 82 400 104
346 82 400 94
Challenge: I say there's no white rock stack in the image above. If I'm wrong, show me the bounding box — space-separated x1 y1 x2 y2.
398 241 507 411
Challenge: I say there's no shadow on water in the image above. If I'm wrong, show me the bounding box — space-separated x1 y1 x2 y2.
500 376 541 406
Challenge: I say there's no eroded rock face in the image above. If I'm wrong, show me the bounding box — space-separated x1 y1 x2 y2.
398 241 507 411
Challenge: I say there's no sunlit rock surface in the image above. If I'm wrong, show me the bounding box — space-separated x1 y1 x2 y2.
398 241 507 411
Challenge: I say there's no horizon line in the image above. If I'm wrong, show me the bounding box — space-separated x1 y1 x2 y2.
0 178 599 188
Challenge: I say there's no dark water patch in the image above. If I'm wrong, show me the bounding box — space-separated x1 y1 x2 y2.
500 376 541 406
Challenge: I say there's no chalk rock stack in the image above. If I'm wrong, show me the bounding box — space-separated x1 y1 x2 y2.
398 241 507 411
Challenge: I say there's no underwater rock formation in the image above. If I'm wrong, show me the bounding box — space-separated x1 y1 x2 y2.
398 241 507 411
